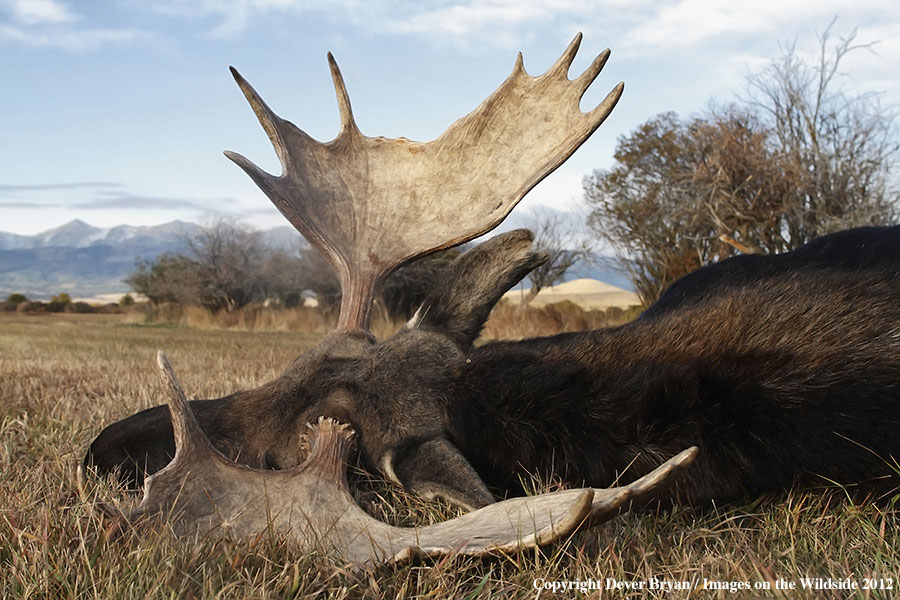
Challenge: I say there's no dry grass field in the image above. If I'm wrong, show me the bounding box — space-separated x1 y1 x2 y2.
1 311 898 599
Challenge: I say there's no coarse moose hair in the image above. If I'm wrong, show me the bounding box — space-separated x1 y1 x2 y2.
445 225 900 504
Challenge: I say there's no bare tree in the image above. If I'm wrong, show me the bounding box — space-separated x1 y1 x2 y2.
127 253 202 305
586 24 899 305
128 221 306 311
520 209 593 306
378 249 462 320
745 20 899 242
184 221 270 311
296 247 341 312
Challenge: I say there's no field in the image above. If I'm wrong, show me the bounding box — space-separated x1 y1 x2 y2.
1 311 898 599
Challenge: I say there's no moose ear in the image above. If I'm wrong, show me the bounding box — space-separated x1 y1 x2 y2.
390 437 496 511
407 229 546 349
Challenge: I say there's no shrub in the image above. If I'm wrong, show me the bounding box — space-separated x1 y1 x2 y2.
2 293 28 312
47 293 72 312
20 300 46 313
97 303 123 314
65 301 94 314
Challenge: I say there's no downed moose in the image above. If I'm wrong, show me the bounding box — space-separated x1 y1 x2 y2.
85 35 900 564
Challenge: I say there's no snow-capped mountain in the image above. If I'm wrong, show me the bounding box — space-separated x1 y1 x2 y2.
0 219 204 251
0 220 304 299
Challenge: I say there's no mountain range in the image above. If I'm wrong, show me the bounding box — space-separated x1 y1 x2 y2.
0 219 633 300
0 220 302 299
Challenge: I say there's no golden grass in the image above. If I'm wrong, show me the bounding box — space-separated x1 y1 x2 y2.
480 300 644 340
124 300 644 342
2 312 898 599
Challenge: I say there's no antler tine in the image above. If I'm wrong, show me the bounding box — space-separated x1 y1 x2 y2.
155 351 214 461
326 52 358 135
226 33 622 334
512 51 525 76
226 67 289 169
588 447 699 524
589 81 624 123
576 49 612 95
547 31 583 77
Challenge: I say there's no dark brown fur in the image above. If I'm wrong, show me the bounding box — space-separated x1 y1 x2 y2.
443 226 900 502
86 226 900 507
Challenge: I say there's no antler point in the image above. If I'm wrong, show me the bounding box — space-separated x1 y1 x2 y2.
326 52 358 134
228 66 246 86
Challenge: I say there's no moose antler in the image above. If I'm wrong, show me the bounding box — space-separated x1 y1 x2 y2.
225 33 622 331
97 352 696 565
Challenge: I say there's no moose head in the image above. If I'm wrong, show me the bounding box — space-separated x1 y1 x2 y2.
85 35 697 561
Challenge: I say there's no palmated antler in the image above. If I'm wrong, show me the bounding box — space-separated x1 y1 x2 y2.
99 352 695 565
226 33 622 331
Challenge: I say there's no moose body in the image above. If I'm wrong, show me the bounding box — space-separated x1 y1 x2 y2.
447 225 900 503
88 226 900 507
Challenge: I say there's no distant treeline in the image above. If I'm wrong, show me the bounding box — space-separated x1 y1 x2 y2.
2 293 133 314
125 222 462 321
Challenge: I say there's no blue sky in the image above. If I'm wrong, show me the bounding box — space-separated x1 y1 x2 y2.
1 0 898 235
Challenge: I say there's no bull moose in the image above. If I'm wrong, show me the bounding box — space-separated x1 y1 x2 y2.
84 35 900 563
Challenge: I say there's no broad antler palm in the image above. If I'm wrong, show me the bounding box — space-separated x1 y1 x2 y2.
225 32 622 331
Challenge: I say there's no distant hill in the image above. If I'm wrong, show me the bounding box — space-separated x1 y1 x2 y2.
0 219 200 251
491 206 635 292
503 278 640 310
0 220 304 299
562 255 634 293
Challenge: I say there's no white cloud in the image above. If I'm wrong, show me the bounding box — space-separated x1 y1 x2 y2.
0 0 152 50
519 168 589 213
373 0 638 49
145 0 601 45
2 0 76 24
147 0 351 37
621 0 897 49
0 23 150 50
383 1 552 36
134 0 900 57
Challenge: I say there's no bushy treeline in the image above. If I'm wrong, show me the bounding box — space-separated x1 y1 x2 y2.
2 293 132 314
125 222 460 321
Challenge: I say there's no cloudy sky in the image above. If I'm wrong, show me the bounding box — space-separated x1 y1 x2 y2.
1 0 898 234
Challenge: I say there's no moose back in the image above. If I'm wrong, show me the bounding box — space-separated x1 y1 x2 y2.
447 225 900 503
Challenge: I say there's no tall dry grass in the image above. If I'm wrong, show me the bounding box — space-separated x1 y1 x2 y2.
125 299 644 342
480 300 644 340
2 312 898 599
